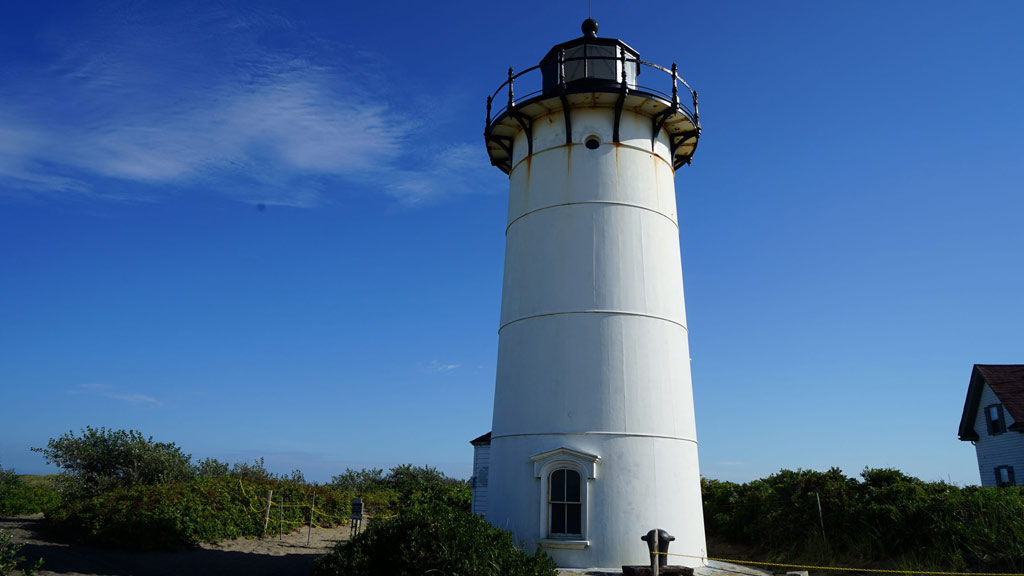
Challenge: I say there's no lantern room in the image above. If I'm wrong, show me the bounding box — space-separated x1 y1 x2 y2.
539 18 639 94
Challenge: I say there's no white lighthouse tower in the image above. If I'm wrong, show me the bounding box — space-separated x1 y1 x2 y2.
477 18 705 569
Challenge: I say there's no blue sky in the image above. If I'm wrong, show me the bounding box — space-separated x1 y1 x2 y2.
2 0 1022 486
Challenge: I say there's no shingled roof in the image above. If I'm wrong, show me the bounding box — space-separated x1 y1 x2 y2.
958 364 1024 441
470 432 491 446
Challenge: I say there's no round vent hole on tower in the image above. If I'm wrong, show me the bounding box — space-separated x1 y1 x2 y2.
584 136 601 150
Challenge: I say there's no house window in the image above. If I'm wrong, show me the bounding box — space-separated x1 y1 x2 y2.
548 468 582 537
985 404 1007 435
995 465 1016 488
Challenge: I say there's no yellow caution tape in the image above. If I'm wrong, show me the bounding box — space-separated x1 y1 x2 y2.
657 552 1024 576
309 507 352 522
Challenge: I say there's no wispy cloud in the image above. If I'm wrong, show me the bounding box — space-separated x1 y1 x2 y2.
70 383 163 406
419 360 462 375
0 2 498 207
105 393 163 406
385 143 494 207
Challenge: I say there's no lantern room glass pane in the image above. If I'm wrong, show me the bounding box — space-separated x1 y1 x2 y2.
587 44 616 80
563 45 586 83
559 44 634 87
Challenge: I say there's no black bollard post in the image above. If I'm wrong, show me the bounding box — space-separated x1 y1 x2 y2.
656 529 675 566
641 529 658 576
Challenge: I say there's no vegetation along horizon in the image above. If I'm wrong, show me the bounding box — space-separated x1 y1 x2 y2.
1 428 1023 575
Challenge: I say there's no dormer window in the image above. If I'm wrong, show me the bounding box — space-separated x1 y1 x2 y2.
985 403 1007 435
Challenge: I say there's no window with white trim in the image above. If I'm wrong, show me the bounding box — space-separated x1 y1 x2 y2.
530 447 599 549
548 468 582 537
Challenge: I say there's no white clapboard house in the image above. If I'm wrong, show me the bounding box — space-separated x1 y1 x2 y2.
958 364 1024 487
469 432 491 516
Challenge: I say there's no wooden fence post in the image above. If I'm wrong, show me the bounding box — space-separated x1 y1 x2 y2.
815 492 828 550
263 490 273 539
307 492 316 546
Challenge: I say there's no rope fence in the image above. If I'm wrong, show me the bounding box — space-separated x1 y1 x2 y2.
238 480 1022 575
237 479 364 545
649 551 1024 576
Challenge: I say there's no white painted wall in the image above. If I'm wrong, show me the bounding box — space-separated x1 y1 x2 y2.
471 443 490 515
973 384 1024 486
487 105 706 569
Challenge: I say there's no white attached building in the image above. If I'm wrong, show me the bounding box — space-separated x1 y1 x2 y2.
958 364 1024 487
469 432 491 516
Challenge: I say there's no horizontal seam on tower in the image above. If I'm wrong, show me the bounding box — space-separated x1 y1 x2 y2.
505 201 679 235
498 310 688 334
490 431 698 444
509 140 674 173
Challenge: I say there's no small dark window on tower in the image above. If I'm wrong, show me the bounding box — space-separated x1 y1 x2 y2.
549 468 582 537
995 465 1015 487
584 137 600 150
985 404 1007 435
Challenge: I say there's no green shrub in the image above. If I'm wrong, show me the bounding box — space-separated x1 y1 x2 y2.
46 475 354 551
383 464 470 514
312 501 556 576
29 426 472 554
331 464 470 518
195 457 230 478
0 528 43 576
702 468 1024 572
228 457 275 482
0 483 59 516
331 467 385 492
0 464 58 516
32 427 193 503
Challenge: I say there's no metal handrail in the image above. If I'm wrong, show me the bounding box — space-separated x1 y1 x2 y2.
485 55 699 131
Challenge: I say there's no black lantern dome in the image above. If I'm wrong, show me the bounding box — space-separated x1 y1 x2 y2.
539 22 640 95
484 19 701 173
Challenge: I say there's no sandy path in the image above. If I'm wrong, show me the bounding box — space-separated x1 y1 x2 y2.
2 514 354 576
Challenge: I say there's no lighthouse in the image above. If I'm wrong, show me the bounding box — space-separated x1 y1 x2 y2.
475 19 704 569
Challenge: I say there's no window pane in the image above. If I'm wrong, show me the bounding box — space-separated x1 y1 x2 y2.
566 469 581 502
1001 467 1010 483
624 58 638 87
563 46 585 82
588 45 616 80
551 469 565 501
551 503 566 534
567 504 582 534
991 406 1000 420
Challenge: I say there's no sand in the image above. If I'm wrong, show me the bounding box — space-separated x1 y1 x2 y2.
2 514 354 576
3 516 775 576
